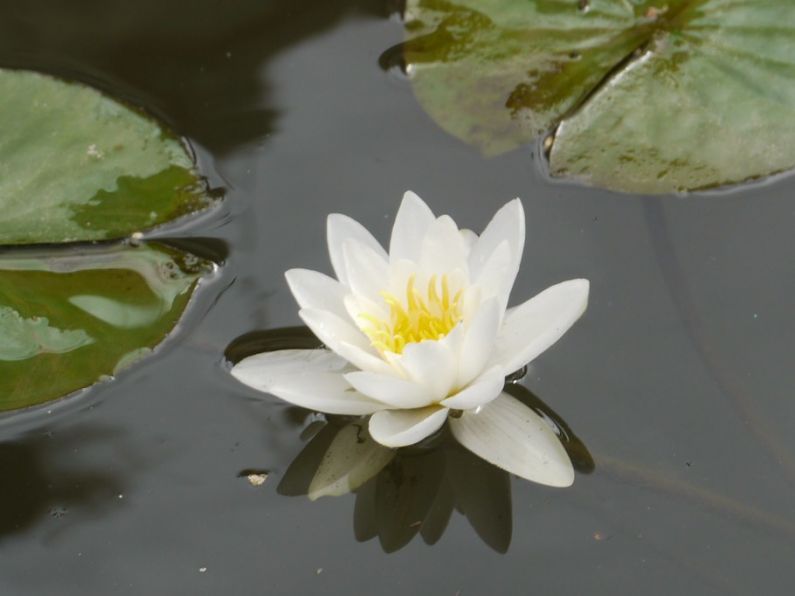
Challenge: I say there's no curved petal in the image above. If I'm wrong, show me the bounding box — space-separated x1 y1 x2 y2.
327 213 387 286
448 392 574 487
418 215 469 280
299 308 395 376
285 269 349 320
231 349 385 415
344 371 434 409
369 406 449 448
343 239 390 303
441 365 504 410
396 335 457 400
335 341 396 376
457 297 501 387
299 307 369 351
459 228 478 252
468 199 525 295
298 308 396 374
343 293 388 335
389 191 435 263
490 279 589 374
470 240 512 311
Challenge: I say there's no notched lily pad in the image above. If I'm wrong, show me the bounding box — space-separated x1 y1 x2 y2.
0 243 212 411
0 69 216 244
402 0 795 194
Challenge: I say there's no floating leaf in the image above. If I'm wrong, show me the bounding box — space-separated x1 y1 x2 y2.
403 0 795 193
0 69 215 244
0 243 211 410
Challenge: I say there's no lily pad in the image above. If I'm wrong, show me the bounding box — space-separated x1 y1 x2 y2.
402 0 795 193
0 69 214 244
0 243 211 410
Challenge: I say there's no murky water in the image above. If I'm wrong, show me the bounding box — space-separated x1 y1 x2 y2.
2 1 795 593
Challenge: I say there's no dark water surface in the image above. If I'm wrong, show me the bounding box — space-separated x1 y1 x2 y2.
2 1 795 594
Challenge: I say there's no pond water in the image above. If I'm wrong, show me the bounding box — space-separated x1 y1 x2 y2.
2 0 795 593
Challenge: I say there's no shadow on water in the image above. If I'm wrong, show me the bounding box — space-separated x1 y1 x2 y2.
0 425 135 541
0 0 392 155
229 325 593 553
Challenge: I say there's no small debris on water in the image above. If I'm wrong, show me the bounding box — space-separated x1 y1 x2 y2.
316 568 323 575
247 473 267 486
199 567 207 573
238 469 270 487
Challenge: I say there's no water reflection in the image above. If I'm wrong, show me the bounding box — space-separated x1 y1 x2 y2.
276 400 591 553
230 326 593 553
0 425 130 541
0 0 390 155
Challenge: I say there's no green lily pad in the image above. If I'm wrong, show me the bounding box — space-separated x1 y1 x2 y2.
0 69 215 244
0 243 211 411
403 0 795 193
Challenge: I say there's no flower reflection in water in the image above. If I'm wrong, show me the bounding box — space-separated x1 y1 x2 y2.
276 383 592 553
228 325 592 553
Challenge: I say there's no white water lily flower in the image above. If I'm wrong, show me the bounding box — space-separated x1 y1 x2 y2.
232 192 589 487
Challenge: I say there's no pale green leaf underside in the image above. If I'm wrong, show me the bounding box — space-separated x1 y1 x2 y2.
404 0 795 194
0 69 214 244
0 243 210 411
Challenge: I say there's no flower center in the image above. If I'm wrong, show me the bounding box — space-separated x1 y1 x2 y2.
361 274 463 354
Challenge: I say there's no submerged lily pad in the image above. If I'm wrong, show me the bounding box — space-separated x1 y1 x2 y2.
0 69 215 244
403 0 795 193
0 243 211 410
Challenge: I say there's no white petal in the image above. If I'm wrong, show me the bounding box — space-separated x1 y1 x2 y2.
343 293 388 334
389 191 435 263
343 239 390 302
231 349 384 415
327 213 387 286
299 307 369 351
335 341 396 376
308 423 395 500
457 297 501 387
299 308 396 376
448 392 574 487
396 336 457 400
441 365 504 410
490 279 589 374
460 228 478 252
468 199 525 293
368 406 449 447
285 269 348 320
418 215 469 280
344 371 434 408
471 240 512 311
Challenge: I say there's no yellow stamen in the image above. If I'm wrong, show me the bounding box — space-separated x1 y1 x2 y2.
360 274 463 354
